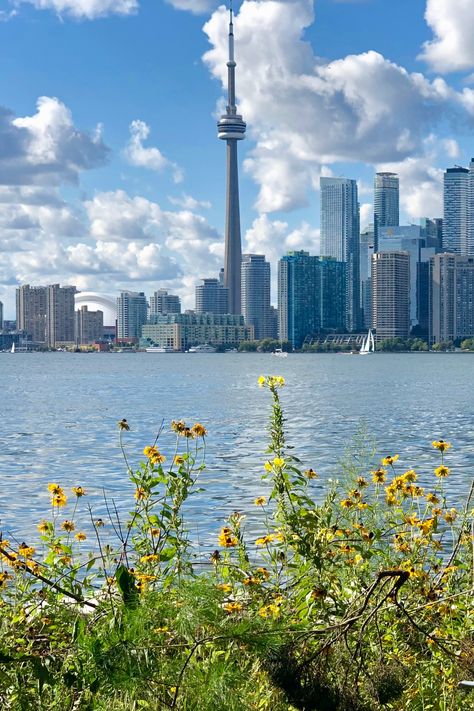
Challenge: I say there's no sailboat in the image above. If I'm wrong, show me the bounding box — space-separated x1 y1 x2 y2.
359 329 375 355
10 342 15 354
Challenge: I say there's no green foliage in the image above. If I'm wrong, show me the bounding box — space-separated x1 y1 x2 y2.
0 384 473 709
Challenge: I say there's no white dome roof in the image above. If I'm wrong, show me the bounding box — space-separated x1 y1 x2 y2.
75 292 117 326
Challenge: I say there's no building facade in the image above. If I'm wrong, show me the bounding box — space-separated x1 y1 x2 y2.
0 300 3 331
371 252 410 341
195 278 229 315
75 306 104 345
374 172 399 250
241 254 272 340
46 284 77 348
117 291 148 343
16 285 48 345
443 166 469 253
360 224 375 329
320 176 360 331
141 313 253 351
149 289 181 316
429 253 474 344
278 251 346 349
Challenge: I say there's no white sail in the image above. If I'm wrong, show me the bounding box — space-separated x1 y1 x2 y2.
360 334 369 354
369 329 375 352
10 342 15 354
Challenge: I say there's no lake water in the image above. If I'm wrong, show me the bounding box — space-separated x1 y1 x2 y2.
1 352 473 547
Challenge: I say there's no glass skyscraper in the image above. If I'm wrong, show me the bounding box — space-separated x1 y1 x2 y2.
320 177 360 332
117 291 148 342
374 172 399 251
241 254 272 340
443 166 469 254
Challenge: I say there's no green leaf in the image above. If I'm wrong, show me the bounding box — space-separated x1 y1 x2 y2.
115 565 139 608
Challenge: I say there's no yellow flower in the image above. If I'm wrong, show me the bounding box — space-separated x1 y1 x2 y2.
150 527 161 537
37 521 50 534
59 555 72 565
418 518 436 535
426 492 440 504
444 509 457 524
402 469 417 483
223 602 243 614
140 554 160 563
340 498 354 509
18 544 35 558
48 483 64 495
273 457 285 468
404 514 419 526
135 487 148 500
174 455 185 466
254 496 267 506
118 419 130 431
0 572 12 589
72 486 86 497
353 554 364 565
304 468 318 479
434 465 450 478
372 468 386 484
356 476 368 488
432 440 451 452
243 577 260 586
258 376 266 387
255 534 278 546
61 520 75 532
217 583 232 593
258 604 280 618
191 423 207 438
171 420 187 434
75 532 87 541
264 461 273 472
218 527 238 548
256 567 270 580
52 492 67 508
382 455 399 466
94 519 105 527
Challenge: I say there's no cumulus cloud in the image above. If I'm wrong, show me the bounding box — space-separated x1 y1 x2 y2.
124 120 183 183
164 0 218 14
0 97 108 186
16 0 138 20
203 0 474 213
420 0 474 73
168 193 212 210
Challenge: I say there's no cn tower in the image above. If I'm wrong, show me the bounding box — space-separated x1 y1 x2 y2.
217 0 246 315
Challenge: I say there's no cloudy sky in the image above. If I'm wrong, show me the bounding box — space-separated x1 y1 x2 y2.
1 0 474 316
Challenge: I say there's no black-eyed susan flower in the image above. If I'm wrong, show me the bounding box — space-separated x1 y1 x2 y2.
18 543 35 558
372 468 386 484
382 454 399 466
218 527 238 548
217 583 232 593
135 487 148 501
37 521 51 534
223 601 243 613
118 419 130 431
61 520 75 532
75 532 87 541
432 440 451 452
254 496 267 506
191 423 207 438
434 465 450 478
426 492 440 505
304 468 318 479
72 486 86 497
52 492 67 508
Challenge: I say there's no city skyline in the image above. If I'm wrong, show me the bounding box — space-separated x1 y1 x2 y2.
1 1 474 317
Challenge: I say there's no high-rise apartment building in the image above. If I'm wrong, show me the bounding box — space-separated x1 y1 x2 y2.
46 284 77 348
241 254 272 340
149 289 181 316
374 172 399 250
0 300 3 330
75 306 104 345
141 313 253 351
320 177 360 331
371 252 410 341
278 251 346 349
117 291 148 342
420 217 443 251
360 224 375 329
16 285 47 345
195 278 229 315
443 166 469 253
429 253 474 344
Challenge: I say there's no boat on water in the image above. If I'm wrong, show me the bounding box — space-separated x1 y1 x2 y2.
10 342 15 354
188 344 217 353
359 329 375 355
145 346 175 353
272 348 288 358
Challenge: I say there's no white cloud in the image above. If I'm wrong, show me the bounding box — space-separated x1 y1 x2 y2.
164 0 218 14
0 97 108 186
16 0 138 19
168 193 212 210
124 120 183 183
203 0 474 213
420 0 474 73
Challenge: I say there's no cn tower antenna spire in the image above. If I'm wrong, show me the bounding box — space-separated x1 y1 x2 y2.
218 0 246 315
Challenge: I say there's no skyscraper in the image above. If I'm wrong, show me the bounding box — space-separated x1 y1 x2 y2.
46 284 77 348
195 278 229 315
149 289 181 316
320 177 360 331
359 224 375 329
16 285 47 345
0 300 3 331
75 306 104 345
374 172 399 250
218 1 246 315
371 252 410 342
429 253 474 344
443 166 469 253
117 291 148 343
278 251 346 349
241 254 272 340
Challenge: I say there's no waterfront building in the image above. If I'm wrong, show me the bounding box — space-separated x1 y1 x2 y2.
149 289 181 316
278 251 346 349
75 306 104 345
241 254 272 340
360 224 375 329
429 253 474 344
195 278 229 315
218 3 246 314
371 252 410 341
74 292 116 327
16 284 47 345
117 291 148 343
320 176 360 331
46 284 77 348
374 172 399 250
420 217 443 251
443 166 469 253
140 313 253 351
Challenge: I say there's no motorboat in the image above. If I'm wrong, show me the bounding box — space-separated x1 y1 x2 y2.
188 344 217 353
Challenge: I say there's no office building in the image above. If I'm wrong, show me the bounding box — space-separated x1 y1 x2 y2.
218 5 246 314
141 313 253 351
16 285 47 345
46 284 77 348
0 300 3 330
374 172 399 249
443 166 469 253
430 253 474 344
149 289 181 316
75 306 104 345
360 224 375 329
420 217 443 251
320 177 360 331
278 251 346 349
117 291 148 343
241 254 272 340
195 278 229 315
371 252 410 341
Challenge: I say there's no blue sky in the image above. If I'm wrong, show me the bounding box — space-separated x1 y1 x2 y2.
1 0 474 316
